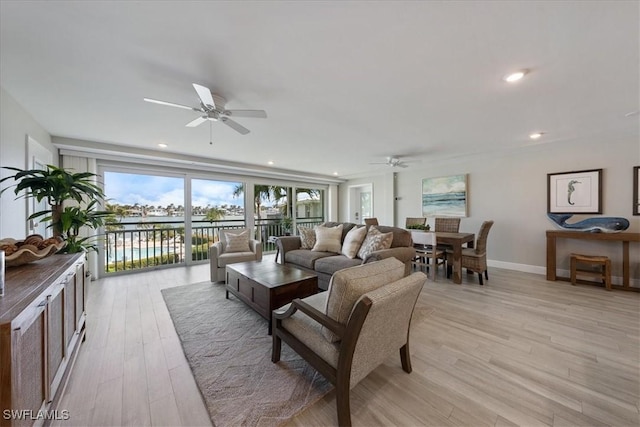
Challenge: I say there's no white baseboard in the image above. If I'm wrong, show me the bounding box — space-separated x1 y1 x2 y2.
488 260 546 275
487 259 639 287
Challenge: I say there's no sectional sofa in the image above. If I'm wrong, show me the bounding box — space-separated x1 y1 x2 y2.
275 222 416 290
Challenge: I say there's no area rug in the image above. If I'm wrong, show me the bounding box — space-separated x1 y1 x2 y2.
161 282 333 427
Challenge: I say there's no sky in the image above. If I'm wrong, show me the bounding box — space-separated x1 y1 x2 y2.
104 172 244 208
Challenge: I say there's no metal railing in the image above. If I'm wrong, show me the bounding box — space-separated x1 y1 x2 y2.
103 217 324 274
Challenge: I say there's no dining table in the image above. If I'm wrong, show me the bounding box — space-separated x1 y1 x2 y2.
435 231 476 284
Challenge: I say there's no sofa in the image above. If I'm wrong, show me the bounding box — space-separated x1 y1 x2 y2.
275 222 416 290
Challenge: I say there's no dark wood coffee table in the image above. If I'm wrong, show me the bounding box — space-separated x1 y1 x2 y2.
225 261 318 334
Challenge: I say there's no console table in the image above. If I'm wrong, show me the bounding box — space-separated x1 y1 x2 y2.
546 230 640 290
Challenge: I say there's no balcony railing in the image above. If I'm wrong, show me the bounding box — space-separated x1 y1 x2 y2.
103 217 324 274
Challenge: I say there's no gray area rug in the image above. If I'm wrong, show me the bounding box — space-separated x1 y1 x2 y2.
162 281 332 427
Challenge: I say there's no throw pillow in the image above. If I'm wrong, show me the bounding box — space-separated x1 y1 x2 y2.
341 225 367 259
297 226 316 249
322 257 405 342
312 224 343 253
224 230 251 253
357 226 393 260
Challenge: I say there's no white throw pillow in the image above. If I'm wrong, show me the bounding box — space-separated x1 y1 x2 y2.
341 226 367 259
312 224 343 253
298 226 316 249
224 230 251 253
357 226 393 260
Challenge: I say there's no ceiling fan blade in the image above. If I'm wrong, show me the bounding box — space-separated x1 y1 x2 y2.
144 98 202 112
223 109 267 119
185 116 208 127
192 83 216 110
221 117 250 135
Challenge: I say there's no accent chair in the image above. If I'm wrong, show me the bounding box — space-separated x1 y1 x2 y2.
209 228 262 282
271 258 426 426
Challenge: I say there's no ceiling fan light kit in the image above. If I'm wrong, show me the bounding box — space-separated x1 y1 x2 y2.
144 83 267 135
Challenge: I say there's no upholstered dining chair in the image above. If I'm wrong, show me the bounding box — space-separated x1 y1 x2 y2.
271 258 426 427
363 217 379 226
448 220 494 285
405 217 426 228
209 228 262 282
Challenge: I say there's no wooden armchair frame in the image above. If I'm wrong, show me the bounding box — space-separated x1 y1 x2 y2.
272 297 413 427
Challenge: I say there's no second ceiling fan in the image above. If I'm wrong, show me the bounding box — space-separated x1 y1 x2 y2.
144 83 267 135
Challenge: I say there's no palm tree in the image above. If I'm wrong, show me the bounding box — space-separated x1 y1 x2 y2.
233 184 288 220
205 207 226 242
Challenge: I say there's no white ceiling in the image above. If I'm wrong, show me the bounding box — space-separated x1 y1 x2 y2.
1 1 638 179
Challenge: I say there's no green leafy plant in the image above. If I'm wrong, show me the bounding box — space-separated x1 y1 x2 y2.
406 223 431 231
1 165 108 253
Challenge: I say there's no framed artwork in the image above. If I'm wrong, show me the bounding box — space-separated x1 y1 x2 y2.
422 174 467 217
634 166 639 216
547 169 602 214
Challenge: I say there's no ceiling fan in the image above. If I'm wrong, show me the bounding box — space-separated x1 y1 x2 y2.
144 83 267 135
370 156 411 168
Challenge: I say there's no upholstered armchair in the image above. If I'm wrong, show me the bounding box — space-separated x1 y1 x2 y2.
271 258 426 426
209 228 262 282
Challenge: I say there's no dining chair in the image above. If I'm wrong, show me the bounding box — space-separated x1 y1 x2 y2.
405 217 426 228
433 217 461 268
364 217 379 226
448 220 494 285
434 217 461 233
410 230 444 280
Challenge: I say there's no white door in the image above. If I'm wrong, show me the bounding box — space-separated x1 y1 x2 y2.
348 184 373 224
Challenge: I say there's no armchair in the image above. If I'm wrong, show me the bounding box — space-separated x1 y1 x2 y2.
271 258 426 426
209 228 262 282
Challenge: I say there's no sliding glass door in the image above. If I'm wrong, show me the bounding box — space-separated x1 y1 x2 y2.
190 178 245 261
103 171 185 273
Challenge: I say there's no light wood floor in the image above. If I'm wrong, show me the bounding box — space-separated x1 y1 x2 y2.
55 259 640 427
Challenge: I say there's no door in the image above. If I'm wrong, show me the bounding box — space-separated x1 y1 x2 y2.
348 184 373 224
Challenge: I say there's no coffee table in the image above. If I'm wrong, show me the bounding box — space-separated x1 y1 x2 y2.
225 261 318 334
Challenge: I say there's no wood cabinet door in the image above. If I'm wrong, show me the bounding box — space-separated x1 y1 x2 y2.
47 280 67 402
11 300 47 427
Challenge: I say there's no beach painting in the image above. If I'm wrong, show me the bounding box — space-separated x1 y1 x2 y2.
422 174 468 217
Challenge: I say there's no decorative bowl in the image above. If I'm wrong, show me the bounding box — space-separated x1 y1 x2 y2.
0 236 66 267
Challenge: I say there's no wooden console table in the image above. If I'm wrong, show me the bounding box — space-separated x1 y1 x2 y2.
546 230 640 290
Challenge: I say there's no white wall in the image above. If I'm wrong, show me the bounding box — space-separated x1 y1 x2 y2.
340 136 640 284
0 87 57 239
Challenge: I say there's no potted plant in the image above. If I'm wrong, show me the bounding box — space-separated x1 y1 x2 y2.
1 165 110 253
281 216 293 235
406 223 431 231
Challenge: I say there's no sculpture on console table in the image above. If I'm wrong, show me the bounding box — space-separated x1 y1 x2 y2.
547 213 630 233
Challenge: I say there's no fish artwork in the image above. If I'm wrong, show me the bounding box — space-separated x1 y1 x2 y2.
547 213 630 233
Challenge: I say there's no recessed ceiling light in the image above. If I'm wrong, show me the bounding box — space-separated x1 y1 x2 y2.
158 143 168 148
268 161 274 165
503 70 528 83
529 132 544 140
333 172 339 176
